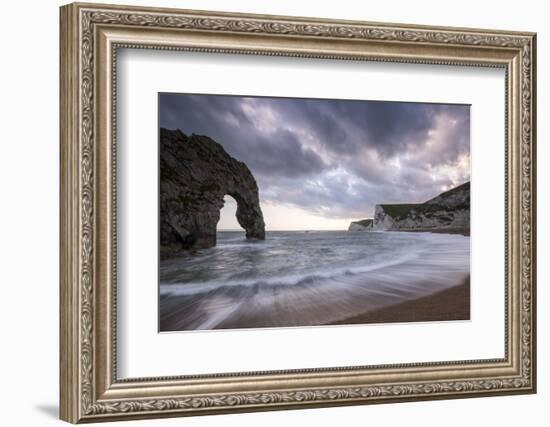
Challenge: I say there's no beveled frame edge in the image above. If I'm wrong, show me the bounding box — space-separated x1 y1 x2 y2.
59 2 536 423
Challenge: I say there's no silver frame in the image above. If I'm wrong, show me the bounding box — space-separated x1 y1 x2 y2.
60 2 536 423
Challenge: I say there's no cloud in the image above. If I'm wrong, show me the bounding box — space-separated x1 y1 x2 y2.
159 93 470 219
159 94 327 177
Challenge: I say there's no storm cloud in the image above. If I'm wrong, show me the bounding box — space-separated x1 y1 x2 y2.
159 93 470 220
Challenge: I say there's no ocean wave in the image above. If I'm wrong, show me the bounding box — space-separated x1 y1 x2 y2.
160 251 420 297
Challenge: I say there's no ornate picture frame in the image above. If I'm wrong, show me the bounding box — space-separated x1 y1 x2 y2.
60 2 536 423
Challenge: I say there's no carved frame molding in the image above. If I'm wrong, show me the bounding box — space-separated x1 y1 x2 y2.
60 2 536 423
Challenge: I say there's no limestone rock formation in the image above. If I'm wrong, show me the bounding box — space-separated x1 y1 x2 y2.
373 182 470 231
348 219 373 231
160 128 265 258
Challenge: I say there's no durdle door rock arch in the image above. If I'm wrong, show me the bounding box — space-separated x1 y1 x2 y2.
160 128 265 258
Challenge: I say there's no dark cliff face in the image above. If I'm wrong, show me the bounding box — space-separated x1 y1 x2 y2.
160 128 265 258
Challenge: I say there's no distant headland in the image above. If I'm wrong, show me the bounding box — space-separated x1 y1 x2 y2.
348 182 470 234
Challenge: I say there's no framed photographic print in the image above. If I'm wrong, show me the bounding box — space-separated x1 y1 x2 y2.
59 2 537 423
157 94 472 332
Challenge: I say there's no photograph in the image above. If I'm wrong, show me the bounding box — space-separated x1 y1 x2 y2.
158 93 471 332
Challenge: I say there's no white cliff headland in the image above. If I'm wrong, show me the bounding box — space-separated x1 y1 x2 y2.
348 219 373 231
349 182 470 233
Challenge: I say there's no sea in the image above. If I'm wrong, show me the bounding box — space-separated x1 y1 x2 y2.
159 230 470 331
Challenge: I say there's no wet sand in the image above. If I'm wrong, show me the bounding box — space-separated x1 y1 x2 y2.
331 277 470 325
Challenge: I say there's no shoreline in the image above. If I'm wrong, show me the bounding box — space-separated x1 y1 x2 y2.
160 232 470 331
161 276 471 331
398 227 470 237
330 276 470 326
348 228 470 237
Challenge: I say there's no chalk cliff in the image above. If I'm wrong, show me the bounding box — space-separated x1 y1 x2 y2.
372 182 470 231
348 219 373 231
160 128 265 258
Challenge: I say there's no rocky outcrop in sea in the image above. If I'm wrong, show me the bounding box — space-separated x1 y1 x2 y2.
160 128 265 258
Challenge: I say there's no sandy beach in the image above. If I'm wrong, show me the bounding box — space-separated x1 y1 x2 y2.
330 276 470 326
160 276 470 331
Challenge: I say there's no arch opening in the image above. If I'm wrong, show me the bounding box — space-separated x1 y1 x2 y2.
217 195 245 236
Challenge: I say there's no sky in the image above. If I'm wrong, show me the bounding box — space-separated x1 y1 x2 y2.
159 93 470 230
